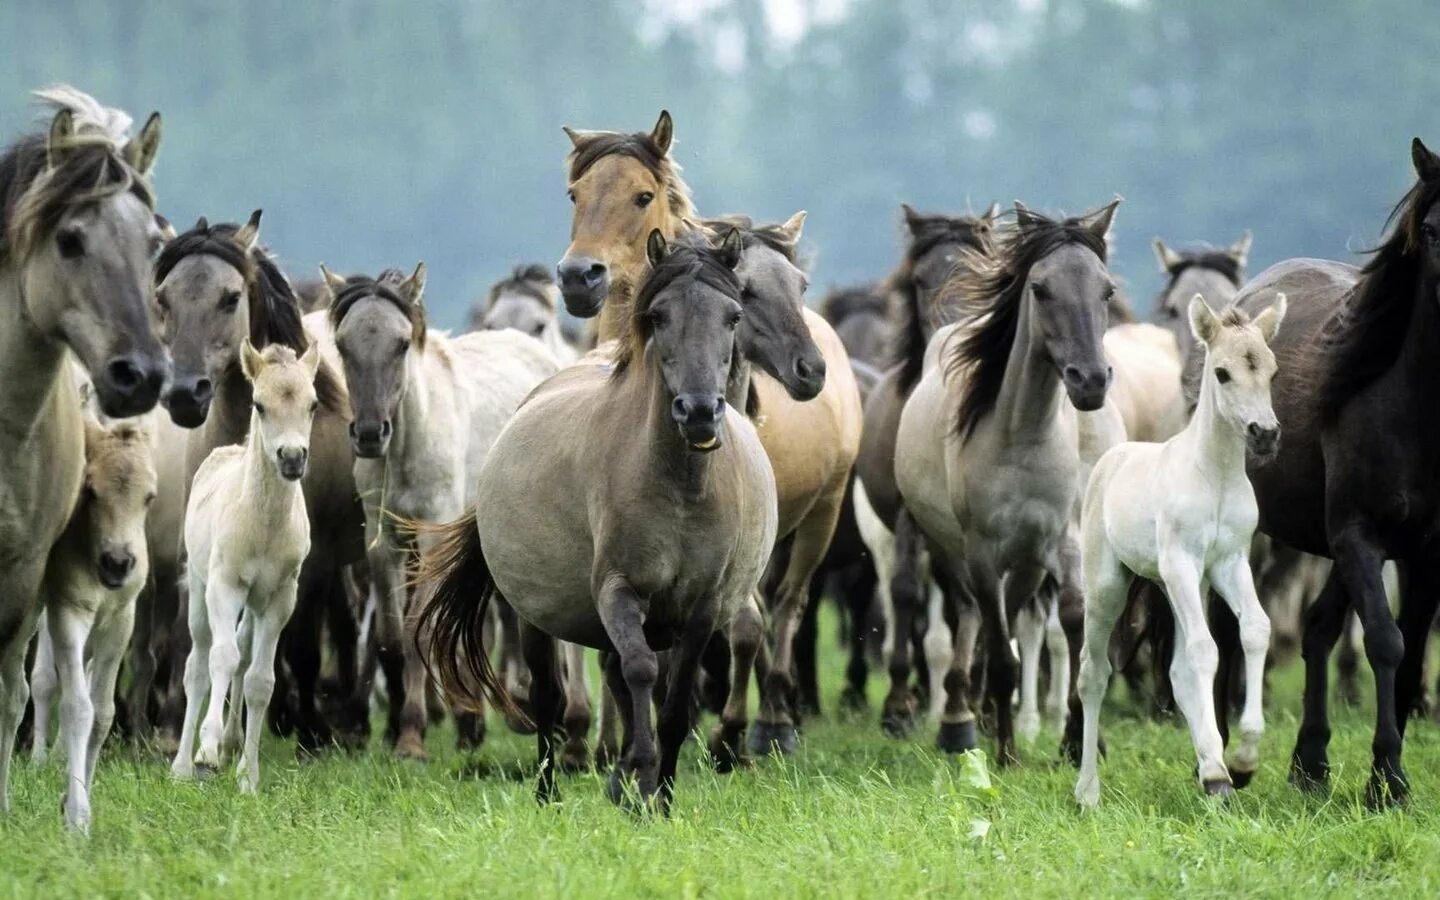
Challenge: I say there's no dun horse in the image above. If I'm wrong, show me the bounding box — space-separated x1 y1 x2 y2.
419 232 777 811
1075 294 1285 806
894 201 1119 763
172 343 321 792
556 112 861 754
29 413 157 831
321 262 561 759
470 263 578 364
0 87 167 823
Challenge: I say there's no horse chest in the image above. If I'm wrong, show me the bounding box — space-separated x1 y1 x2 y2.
961 454 1075 561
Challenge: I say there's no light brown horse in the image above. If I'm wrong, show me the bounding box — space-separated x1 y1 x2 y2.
419 232 777 812
556 112 862 753
0 87 168 821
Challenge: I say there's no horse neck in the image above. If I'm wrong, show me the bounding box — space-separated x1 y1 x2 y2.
1394 267 1440 404
389 341 440 462
209 363 255 447
994 292 1065 440
0 269 71 436
240 411 300 511
1176 357 1246 480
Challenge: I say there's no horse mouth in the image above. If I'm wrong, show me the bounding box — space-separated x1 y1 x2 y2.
279 461 308 481
162 395 210 429
690 436 719 451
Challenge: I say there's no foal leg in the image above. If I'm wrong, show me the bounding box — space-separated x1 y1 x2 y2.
1159 552 1229 795
711 593 762 772
596 574 660 809
196 577 245 775
559 642 593 773
223 612 254 757
28 613 55 764
1074 547 1129 809
1014 594 1046 743
85 604 135 792
239 586 295 794
1210 555 1272 790
49 604 96 830
171 573 211 779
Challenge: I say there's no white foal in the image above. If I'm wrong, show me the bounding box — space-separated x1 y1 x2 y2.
173 342 320 792
1075 293 1286 807
30 417 155 831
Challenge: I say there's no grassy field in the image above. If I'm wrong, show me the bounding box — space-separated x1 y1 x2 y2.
2 612 1438 899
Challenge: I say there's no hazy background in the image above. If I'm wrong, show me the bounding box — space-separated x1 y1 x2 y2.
2 0 1436 327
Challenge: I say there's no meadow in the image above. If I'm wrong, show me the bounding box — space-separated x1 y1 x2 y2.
2 611 1436 899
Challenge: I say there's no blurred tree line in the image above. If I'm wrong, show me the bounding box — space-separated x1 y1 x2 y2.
1 0 1436 325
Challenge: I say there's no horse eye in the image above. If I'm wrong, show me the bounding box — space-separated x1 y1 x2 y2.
56 228 84 259
1215 367 1232 384
309 401 319 414
567 189 576 204
1423 224 1439 245
254 402 267 416
218 291 241 313
649 311 668 329
727 312 742 329
144 492 156 507
395 338 410 356
154 288 170 313
1032 284 1049 301
1104 287 1116 302
635 192 655 209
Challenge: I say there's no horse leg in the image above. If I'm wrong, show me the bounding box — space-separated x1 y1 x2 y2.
48 603 96 830
0 600 42 816
1335 610 1362 707
223 612 253 758
1044 597 1069 726
1208 593 1239 748
1330 530 1407 807
1014 593 1046 743
753 489 844 755
28 612 55 764
1210 554 1272 790
1159 552 1229 795
794 574 822 717
196 577 244 775
559 642 593 772
1057 529 1091 764
283 573 332 755
157 578 192 754
1289 571 1348 790
881 510 923 736
657 604 719 813
171 572 210 780
596 574 660 809
491 597 534 734
126 574 159 744
711 593 762 772
85 604 133 793
396 555 432 762
843 562 878 710
1394 559 1440 742
595 656 621 770
325 565 363 747
935 564 980 754
923 574 953 724
517 622 561 804
1074 543 1130 809
238 586 293 794
367 541 408 750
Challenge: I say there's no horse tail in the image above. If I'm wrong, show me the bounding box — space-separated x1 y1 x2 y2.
410 508 530 727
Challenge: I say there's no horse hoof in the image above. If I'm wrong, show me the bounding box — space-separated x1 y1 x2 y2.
839 687 867 712
1203 779 1235 799
559 745 590 775
501 710 537 736
1364 773 1409 810
748 721 798 756
194 762 218 781
1230 768 1255 790
708 726 752 774
880 711 916 739
1288 755 1330 794
936 721 977 755
395 734 428 762
605 768 625 805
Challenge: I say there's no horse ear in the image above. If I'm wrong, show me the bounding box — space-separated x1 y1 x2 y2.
1153 238 1183 273
1254 293 1287 345
402 262 427 304
776 210 807 246
299 343 322 379
233 209 262 254
650 110 673 155
1085 198 1121 241
717 227 744 270
983 201 1002 223
123 111 163 176
646 229 668 268
1228 230 1253 269
194 216 209 232
562 126 603 148
239 338 265 382
901 203 924 235
156 214 177 242
1187 294 1220 347
1014 200 1042 231
319 263 347 293
45 108 75 169
1412 137 1440 183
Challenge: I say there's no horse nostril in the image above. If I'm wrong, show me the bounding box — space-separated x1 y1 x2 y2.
107 357 144 392
672 396 691 420
380 420 393 439
193 378 213 403
796 358 813 379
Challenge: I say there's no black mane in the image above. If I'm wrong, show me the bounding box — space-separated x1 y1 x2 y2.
1318 175 1440 419
943 210 1109 439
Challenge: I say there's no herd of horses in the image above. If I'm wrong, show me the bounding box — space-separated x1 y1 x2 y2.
1 86 1438 833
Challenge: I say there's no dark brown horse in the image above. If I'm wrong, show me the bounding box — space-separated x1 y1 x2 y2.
1229 138 1440 807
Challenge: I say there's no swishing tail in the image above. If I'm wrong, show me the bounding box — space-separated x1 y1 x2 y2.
409 509 530 727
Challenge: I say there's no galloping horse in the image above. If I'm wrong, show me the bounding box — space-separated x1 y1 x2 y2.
1233 139 1440 807
419 232 777 812
0 87 167 823
154 212 361 752
556 112 861 754
894 202 1119 764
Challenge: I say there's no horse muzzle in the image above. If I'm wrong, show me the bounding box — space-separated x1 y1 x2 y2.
1246 423 1281 462
349 419 392 459
673 394 726 452
96 550 136 589
557 256 609 318
162 375 214 429
277 447 309 482
1062 363 1112 412
95 353 168 419
785 353 826 402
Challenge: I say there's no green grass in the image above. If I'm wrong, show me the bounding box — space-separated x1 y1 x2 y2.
3 611 1438 899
